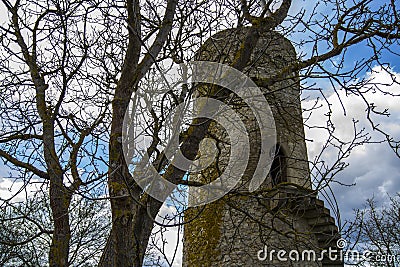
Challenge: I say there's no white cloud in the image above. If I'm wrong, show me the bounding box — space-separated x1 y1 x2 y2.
0 167 49 207
0 176 43 203
303 66 400 221
146 203 184 267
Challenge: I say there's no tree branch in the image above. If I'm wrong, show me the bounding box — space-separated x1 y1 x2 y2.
0 149 49 179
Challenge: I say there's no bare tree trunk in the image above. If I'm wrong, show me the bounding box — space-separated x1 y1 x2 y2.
105 0 141 263
106 101 164 265
49 181 72 267
98 199 163 267
107 101 139 266
101 0 177 265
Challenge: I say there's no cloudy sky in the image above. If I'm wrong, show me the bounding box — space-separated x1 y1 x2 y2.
303 66 400 221
273 0 400 224
0 1 399 266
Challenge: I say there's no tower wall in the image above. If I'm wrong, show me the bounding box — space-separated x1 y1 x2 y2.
183 28 341 267
194 28 311 188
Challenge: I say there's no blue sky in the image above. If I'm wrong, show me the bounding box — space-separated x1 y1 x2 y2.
0 1 399 266
287 0 400 224
303 65 400 222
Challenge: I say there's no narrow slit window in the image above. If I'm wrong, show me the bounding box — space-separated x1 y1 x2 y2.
270 144 287 186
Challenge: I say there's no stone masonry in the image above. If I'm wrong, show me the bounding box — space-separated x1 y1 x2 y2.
183 28 343 267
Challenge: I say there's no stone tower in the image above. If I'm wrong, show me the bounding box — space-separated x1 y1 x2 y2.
183 28 343 266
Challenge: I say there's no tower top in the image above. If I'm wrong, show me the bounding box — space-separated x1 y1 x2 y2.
196 27 311 188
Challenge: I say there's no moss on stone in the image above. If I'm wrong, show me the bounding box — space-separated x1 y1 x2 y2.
184 200 223 267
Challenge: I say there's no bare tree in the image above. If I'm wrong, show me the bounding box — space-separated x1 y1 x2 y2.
0 0 399 266
343 194 400 267
0 192 110 266
0 0 110 265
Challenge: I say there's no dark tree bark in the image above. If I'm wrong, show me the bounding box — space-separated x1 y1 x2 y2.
102 0 178 265
0 0 399 266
